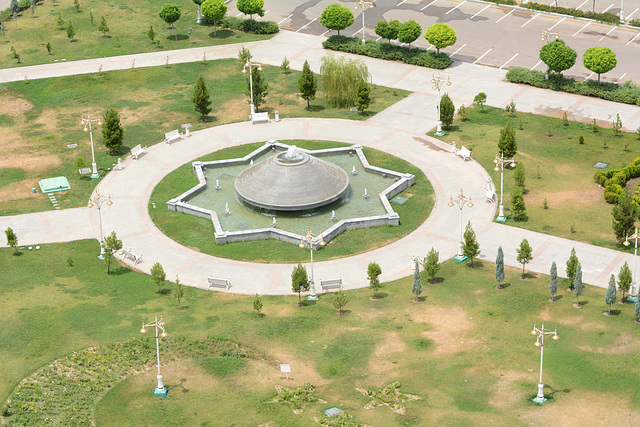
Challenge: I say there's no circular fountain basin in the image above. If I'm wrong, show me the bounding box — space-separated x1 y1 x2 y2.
234 149 350 211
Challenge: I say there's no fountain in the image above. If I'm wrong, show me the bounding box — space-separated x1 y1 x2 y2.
364 188 369 199
224 202 230 215
351 165 357 175
215 179 221 190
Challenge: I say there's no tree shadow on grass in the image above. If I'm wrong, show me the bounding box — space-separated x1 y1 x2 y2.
166 34 189 41
467 259 485 269
158 288 173 296
551 294 563 301
307 105 326 113
498 282 511 289
372 292 389 299
108 266 132 276
208 29 234 39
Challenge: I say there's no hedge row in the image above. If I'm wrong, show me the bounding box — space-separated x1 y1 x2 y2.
525 2 620 25
202 15 280 35
505 68 640 106
595 157 640 203
482 0 517 5
322 35 452 70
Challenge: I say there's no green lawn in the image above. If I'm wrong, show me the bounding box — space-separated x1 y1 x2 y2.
149 140 434 262
1 0 272 68
0 59 410 216
2 241 640 425
438 106 640 251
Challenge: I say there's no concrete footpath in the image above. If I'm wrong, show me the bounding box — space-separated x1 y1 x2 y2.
1 31 640 294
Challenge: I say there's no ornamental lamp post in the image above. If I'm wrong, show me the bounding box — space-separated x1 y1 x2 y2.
493 152 516 222
354 0 376 45
140 315 169 397
431 74 451 136
81 115 102 179
87 188 112 259
531 323 559 404
299 228 326 300
623 227 640 301
242 60 262 117
448 188 473 261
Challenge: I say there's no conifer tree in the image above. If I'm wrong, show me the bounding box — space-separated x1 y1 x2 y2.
102 108 124 154
411 259 422 302
516 239 533 279
334 290 348 315
291 263 309 307
511 186 527 221
605 274 617 315
573 263 583 307
498 121 517 158
355 81 370 115
549 261 558 301
98 16 109 36
253 293 263 314
618 261 632 302
566 248 579 290
246 65 268 112
192 75 212 121
367 261 382 299
424 248 440 284
463 221 480 267
440 93 454 130
611 189 637 243
495 246 505 289
298 60 317 111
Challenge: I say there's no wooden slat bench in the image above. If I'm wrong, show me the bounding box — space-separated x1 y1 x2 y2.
320 278 342 293
208 276 231 291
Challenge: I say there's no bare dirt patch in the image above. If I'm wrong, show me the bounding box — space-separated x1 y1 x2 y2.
488 371 528 409
412 306 477 356
0 181 44 202
0 93 33 120
0 154 61 171
527 188 602 207
578 332 640 354
267 349 328 387
539 307 606 331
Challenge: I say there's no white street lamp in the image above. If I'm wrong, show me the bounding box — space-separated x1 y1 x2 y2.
81 115 102 179
531 323 559 404
87 188 112 259
299 228 326 300
354 0 376 45
623 227 640 301
242 60 262 117
140 315 169 397
431 74 451 136
493 152 516 222
621 0 625 22
541 27 559 43
448 188 473 261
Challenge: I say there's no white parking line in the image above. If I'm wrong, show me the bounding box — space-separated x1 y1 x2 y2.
549 17 565 30
626 8 639 21
620 72 627 80
626 31 640 46
474 48 492 64
422 0 438 10
577 0 589 8
264 10 270 15
397 0 408 5
573 22 590 36
351 27 363 37
602 3 614 13
496 9 514 23
451 43 467 56
471 5 491 19
296 18 317 33
376 36 382 41
522 13 540 28
236 12 243 17
599 26 616 41
587 72 595 80
277 14 293 25
500 53 519 69
446 0 467 15
321 30 330 36
531 60 542 70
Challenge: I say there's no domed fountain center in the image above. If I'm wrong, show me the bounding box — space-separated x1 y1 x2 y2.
234 146 350 211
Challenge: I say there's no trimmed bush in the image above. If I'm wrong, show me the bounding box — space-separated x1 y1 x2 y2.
525 2 620 25
322 35 452 70
202 15 279 34
594 157 640 204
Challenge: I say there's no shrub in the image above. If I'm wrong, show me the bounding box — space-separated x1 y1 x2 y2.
594 157 640 204
525 2 620 25
207 15 279 34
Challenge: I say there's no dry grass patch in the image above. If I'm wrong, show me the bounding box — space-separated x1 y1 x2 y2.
578 332 640 354
0 93 33 119
412 306 477 356
488 371 528 409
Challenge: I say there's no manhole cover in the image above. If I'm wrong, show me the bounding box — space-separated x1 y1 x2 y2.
594 162 607 168
391 196 408 204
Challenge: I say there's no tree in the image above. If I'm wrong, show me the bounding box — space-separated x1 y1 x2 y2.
612 113 622 137
513 162 526 192
5 227 18 254
298 60 317 111
375 19 400 48
611 189 637 243
411 259 422 302
565 248 579 290
192 75 212 121
253 293 263 314
424 22 456 55
174 275 184 308
573 263 583 307
539 39 577 77
150 262 166 293
511 186 527 221
583 46 617 85
440 93 454 130
46 42 52 54
281 56 290 73
201 0 226 36
505 100 516 117
102 231 122 275
516 239 533 279
67 22 75 41
458 104 470 121
367 261 382 299
246 65 268 112
74 0 80 12
159 4 181 41
605 274 617 315
291 263 309 306
495 246 505 289
424 248 440 284
397 20 421 46
463 221 480 267
474 92 487 112
618 261 632 302
549 261 558 301
98 16 109 36
74 156 86 170
237 0 264 31
334 290 348 315
102 108 124 155
10 0 18 18
355 81 370 115
148 25 156 43
319 3 354 36
57 13 65 29
320 55 369 108
498 121 517 158
635 298 640 323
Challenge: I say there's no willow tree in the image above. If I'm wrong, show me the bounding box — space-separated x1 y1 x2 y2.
320 55 370 108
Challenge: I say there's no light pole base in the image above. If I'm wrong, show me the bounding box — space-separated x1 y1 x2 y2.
97 255 105 260
496 216 507 223
90 173 101 179
154 387 168 397
532 396 547 404
454 255 467 262
434 131 446 137
626 296 638 303
308 295 318 301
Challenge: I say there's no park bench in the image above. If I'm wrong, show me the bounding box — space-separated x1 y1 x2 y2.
121 248 143 265
320 278 342 293
130 144 147 160
208 276 231 291
251 112 269 125
454 145 471 161
164 129 183 144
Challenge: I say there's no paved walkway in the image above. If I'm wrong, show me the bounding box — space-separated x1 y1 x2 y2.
2 31 640 294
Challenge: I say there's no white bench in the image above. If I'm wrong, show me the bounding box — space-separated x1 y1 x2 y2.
164 129 183 144
130 144 147 160
454 145 471 161
208 276 231 291
121 248 143 265
251 112 269 124
485 179 496 203
320 278 342 292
